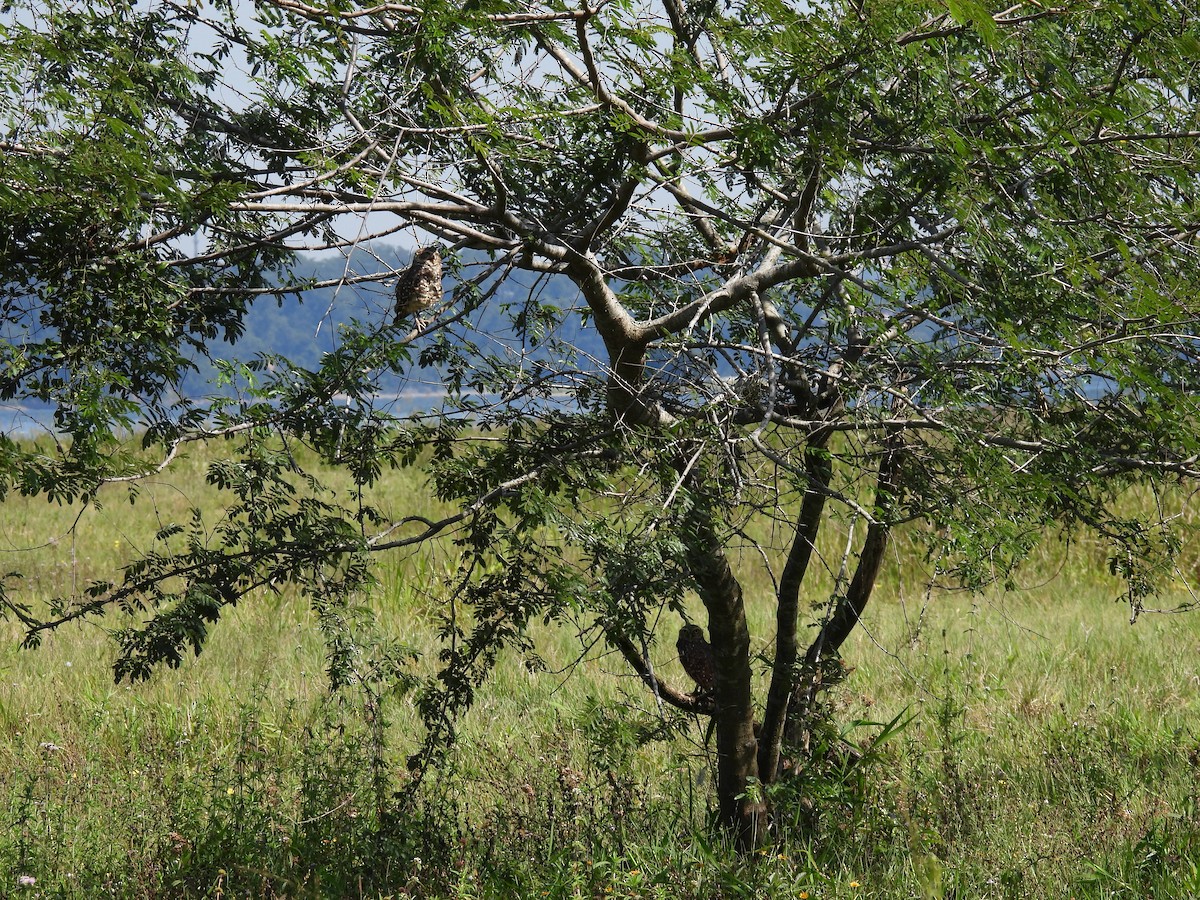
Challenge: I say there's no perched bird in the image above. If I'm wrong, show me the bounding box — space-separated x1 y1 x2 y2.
393 245 443 324
677 623 717 694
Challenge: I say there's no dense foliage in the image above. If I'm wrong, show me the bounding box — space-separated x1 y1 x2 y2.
2 0 1199 844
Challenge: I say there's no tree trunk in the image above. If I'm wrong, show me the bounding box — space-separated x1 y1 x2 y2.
594 307 769 848
758 444 831 783
787 438 902 747
683 507 767 850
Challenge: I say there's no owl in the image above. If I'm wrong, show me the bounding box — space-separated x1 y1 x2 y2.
677 623 716 694
393 246 443 323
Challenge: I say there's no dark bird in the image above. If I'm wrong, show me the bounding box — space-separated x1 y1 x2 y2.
393 245 443 324
677 623 716 694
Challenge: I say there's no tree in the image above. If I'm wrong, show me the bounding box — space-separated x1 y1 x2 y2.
3 0 1199 849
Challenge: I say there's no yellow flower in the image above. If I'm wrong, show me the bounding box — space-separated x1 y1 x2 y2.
799 893 809 899
849 881 861 888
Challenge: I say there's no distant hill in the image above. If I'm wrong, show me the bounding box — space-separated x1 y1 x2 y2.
192 247 606 399
4 249 607 435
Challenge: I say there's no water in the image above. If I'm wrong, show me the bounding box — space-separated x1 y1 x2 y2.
1 390 579 440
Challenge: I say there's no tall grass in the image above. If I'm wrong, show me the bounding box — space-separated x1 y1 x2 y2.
2 440 1200 897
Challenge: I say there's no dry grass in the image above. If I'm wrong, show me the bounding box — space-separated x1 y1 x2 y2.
3 439 1200 897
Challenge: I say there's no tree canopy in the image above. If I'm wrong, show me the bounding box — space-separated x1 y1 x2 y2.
3 0 1199 845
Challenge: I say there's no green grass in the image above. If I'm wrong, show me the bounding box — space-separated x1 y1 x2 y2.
3 443 1200 898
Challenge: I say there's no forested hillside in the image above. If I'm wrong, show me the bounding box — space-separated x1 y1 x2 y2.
3 248 595 432
193 247 597 402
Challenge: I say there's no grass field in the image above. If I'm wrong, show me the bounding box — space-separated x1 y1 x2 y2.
3 441 1200 898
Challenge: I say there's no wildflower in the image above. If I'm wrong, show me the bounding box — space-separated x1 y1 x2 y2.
849 881 861 888
798 893 809 899
226 787 235 795
17 875 36 887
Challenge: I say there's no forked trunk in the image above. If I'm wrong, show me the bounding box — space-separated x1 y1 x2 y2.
780 439 901 763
